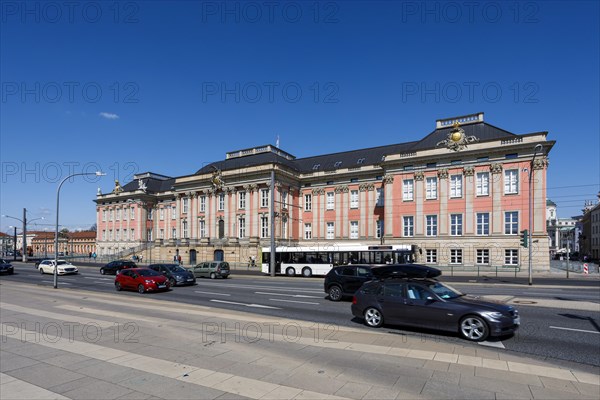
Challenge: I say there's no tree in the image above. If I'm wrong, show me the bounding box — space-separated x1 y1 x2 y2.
89 223 97 232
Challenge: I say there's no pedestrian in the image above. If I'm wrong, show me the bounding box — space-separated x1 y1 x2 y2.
177 254 182 265
89 252 92 259
92 252 97 262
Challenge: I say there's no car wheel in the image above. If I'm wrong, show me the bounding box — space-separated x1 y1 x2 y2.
302 267 312 277
115 282 122 291
364 307 383 328
138 284 145 294
328 285 343 302
100 268 106 275
210 272 216 279
223 275 228 279
459 315 489 342
39 268 45 274
169 278 176 287
286 267 295 276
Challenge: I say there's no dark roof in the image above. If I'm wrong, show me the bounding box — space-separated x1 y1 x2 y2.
547 199 557 206
195 152 300 175
121 176 175 194
408 122 516 151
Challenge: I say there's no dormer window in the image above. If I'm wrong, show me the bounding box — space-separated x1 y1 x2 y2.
334 161 342 168
357 158 365 164
312 164 320 170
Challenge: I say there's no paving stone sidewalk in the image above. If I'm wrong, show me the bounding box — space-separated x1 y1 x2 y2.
1 283 599 400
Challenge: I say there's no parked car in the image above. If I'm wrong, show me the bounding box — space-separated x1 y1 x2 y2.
324 264 441 301
115 268 170 294
148 263 196 286
38 259 79 275
0 259 14 274
191 261 230 279
100 260 137 275
351 276 520 342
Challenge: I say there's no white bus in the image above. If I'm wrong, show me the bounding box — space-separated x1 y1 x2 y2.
261 244 417 277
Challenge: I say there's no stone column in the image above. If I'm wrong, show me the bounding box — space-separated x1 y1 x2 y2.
359 184 367 239
490 164 503 234
463 167 475 234
533 158 548 234
251 184 259 238
190 192 197 239
383 175 394 239
369 185 376 237
335 186 342 238
319 188 325 239
437 169 448 235
414 172 424 236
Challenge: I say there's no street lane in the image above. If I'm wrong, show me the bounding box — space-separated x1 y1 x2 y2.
2 262 599 366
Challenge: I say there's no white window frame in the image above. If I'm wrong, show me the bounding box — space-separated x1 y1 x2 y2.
450 249 463 264
403 216 414 237
402 179 414 201
476 172 489 196
477 249 490 265
116 229 120 241
350 221 359 239
182 198 189 214
261 216 269 238
450 175 462 198
131 229 135 240
116 209 121 221
504 211 519 235
281 191 288 208
124 229 128 240
200 196 206 212
159 208 164 220
505 249 519 265
109 230 113 241
350 190 359 209
326 222 334 239
182 220 188 238
425 177 437 199
171 206 176 220
376 220 384 239
450 214 463 236
305 194 312 211
147 209 153 220
326 192 334 210
238 217 245 238
426 249 437 263
147 229 153 242
261 189 269 208
199 220 206 238
131 208 135 220
218 193 225 211
159 229 164 239
171 227 177 239
426 215 438 236
304 223 312 239
109 209 114 221
504 169 519 195
476 212 490 236
238 192 246 210
102 230 106 241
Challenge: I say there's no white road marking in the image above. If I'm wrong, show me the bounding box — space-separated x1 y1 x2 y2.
549 326 600 334
195 282 322 293
40 281 71 285
268 298 320 305
210 299 281 309
255 291 321 298
195 291 231 296
478 340 505 349
85 276 112 281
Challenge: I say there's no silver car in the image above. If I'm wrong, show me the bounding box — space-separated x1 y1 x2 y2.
191 261 230 279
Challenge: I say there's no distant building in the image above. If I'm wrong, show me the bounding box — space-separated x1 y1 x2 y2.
30 231 97 257
580 194 600 260
95 112 555 269
0 232 14 257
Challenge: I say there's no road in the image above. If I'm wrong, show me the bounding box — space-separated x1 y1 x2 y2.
2 262 599 368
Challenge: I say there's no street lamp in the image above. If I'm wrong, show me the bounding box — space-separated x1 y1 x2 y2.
54 171 105 289
2 212 44 262
528 144 544 286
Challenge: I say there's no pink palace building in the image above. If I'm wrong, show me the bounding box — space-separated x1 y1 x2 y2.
95 113 554 270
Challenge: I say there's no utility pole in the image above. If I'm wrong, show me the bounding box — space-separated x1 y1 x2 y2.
13 226 17 261
22 208 27 262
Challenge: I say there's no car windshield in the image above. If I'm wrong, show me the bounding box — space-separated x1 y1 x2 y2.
426 282 463 299
165 264 186 273
57 261 69 266
138 269 161 277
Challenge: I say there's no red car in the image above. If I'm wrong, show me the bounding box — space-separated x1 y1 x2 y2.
115 268 170 294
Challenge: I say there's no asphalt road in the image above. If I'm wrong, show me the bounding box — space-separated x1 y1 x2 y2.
2 262 599 368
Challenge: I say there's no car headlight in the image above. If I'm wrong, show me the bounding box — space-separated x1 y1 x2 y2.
144 280 154 284
175 276 184 281
481 311 504 319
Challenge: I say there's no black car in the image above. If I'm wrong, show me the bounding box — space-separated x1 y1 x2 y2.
148 263 196 286
100 260 137 275
0 259 14 274
351 277 520 342
324 264 441 301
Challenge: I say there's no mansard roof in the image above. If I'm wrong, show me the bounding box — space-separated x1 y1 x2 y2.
408 122 517 152
120 172 175 194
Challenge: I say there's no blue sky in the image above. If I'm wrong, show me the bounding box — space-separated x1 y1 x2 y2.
1 0 599 233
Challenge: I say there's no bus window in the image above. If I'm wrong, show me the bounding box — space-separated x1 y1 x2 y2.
262 253 270 263
349 252 359 264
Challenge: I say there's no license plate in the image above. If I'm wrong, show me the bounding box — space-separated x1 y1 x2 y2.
514 316 520 325
158 284 166 288
187 278 194 282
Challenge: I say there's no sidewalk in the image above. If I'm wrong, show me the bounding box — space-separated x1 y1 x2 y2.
1 282 599 399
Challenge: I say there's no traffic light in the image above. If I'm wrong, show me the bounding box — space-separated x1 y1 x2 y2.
520 230 528 248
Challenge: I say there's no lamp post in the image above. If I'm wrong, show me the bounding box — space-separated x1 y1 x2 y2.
3 213 44 262
528 144 544 286
54 171 105 289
